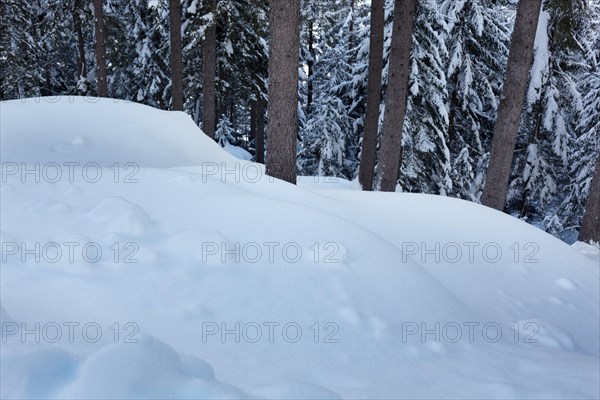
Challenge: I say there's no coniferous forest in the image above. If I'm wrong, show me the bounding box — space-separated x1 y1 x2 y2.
2 2 600 398
1 0 599 243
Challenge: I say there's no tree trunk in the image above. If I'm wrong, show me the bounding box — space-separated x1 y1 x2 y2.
378 0 416 192
358 0 385 191
73 0 86 79
193 95 201 125
307 20 314 117
169 0 184 111
250 101 257 144
448 86 460 145
92 0 107 97
202 0 217 139
481 0 542 210
266 0 301 184
579 155 600 243
256 98 266 164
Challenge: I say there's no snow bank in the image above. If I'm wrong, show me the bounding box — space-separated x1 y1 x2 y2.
572 241 600 265
1 97 598 399
223 143 253 161
0 97 234 167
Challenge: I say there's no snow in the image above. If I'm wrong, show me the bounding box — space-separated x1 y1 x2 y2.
1 97 599 399
527 9 550 108
572 241 600 265
222 143 252 161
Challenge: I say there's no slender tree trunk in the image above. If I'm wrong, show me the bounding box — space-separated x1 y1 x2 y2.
481 0 542 210
92 0 107 97
194 95 201 125
358 0 385 191
579 155 600 243
73 0 86 79
448 90 458 142
378 0 416 192
250 101 257 141
256 98 266 164
169 0 184 111
307 20 314 116
202 0 217 139
228 84 235 126
43 64 51 95
266 0 301 184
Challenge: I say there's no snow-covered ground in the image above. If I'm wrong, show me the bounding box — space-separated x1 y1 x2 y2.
1 98 598 399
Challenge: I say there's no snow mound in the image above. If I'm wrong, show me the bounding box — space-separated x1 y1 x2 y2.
1 337 247 400
0 97 235 167
223 143 253 161
1 98 598 399
57 335 246 399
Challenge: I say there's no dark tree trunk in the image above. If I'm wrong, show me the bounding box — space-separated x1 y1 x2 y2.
307 20 314 116
73 0 86 79
202 0 217 139
579 155 600 243
448 86 460 144
358 0 385 191
481 0 543 210
250 100 257 145
266 0 301 184
43 64 51 95
228 85 235 125
256 98 266 164
378 0 416 192
169 0 184 111
92 0 107 97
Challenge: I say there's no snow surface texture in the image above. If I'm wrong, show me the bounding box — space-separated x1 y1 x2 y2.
1 98 598 399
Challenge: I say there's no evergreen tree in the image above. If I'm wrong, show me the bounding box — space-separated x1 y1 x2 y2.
215 115 236 147
482 0 543 210
546 0 600 242
395 0 451 194
441 0 513 201
114 0 170 108
299 0 356 178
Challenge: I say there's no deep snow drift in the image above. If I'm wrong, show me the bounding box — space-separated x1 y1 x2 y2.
1 97 599 399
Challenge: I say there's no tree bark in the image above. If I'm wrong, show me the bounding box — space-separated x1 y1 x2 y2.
481 0 543 210
579 155 600 243
378 0 416 192
169 0 184 111
358 0 385 191
250 101 257 143
202 0 217 139
73 0 86 79
92 0 107 97
256 98 266 164
266 0 301 184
